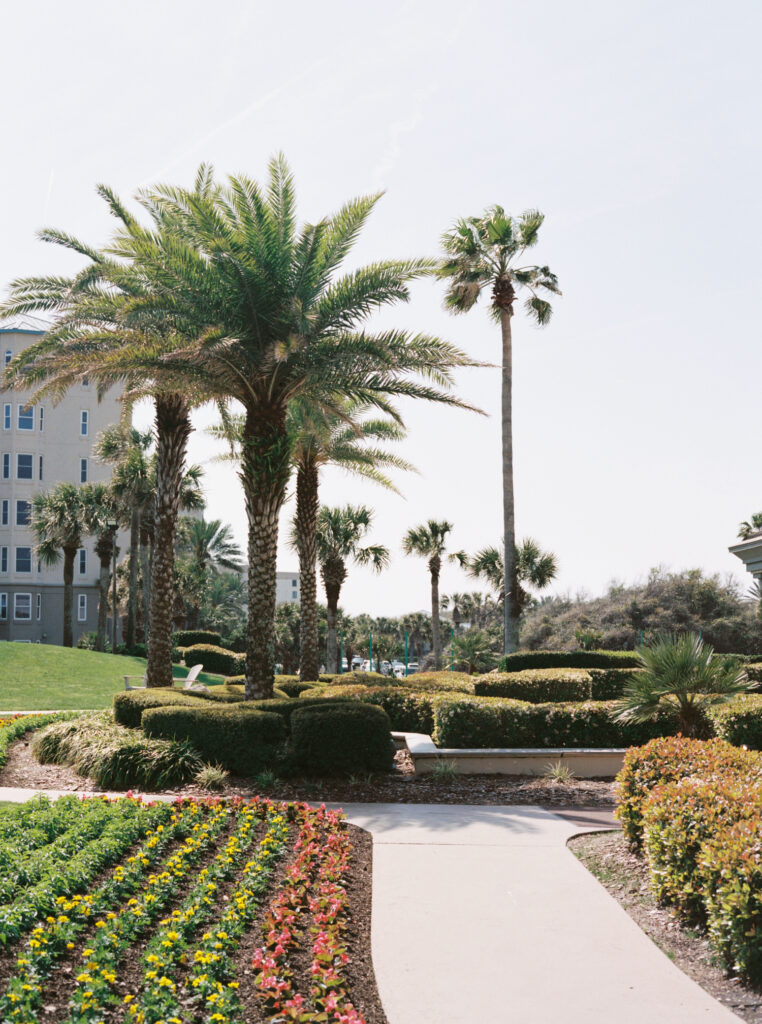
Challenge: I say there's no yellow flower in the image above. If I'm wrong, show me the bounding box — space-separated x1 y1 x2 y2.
123 995 135 1003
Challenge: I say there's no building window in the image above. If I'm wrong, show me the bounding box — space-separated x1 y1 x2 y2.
14 593 32 621
17 405 34 430
39 455 43 481
77 594 87 622
80 410 89 437
0 500 7 526
15 547 32 573
35 593 41 620
292 590 298 599
0 548 7 573
3 404 10 430
3 350 10 367
2 454 8 480
82 377 89 387
80 458 88 483
15 500 30 527
0 593 6 620
78 548 87 574
39 407 44 432
16 454 33 480
292 578 297 587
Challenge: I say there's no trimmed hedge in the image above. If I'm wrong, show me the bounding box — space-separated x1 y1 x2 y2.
142 705 286 776
614 737 762 848
113 690 207 729
249 696 352 730
183 644 244 676
473 669 591 703
173 630 222 648
277 680 319 698
706 694 762 749
288 703 394 774
314 685 438 734
588 667 640 700
497 650 640 671
319 671 387 686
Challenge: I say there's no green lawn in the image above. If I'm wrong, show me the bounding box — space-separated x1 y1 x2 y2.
0 644 224 711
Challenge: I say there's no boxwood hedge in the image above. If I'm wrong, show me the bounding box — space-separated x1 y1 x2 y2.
173 630 223 648
497 650 641 671
473 669 591 703
183 644 244 676
113 690 208 729
288 703 394 774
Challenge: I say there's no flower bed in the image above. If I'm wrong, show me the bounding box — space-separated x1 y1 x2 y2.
0 795 378 1023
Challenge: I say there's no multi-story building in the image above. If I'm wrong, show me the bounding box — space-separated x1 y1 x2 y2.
0 315 123 645
276 571 300 605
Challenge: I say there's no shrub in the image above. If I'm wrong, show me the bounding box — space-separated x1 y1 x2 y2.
396 672 475 694
588 668 640 700
432 696 677 750
312 685 438 733
288 703 394 774
142 705 286 776
32 712 203 789
195 764 230 790
702 817 762 983
173 630 222 648
473 669 591 703
183 644 244 676
220 634 246 653
614 736 761 848
746 662 762 683
277 680 319 698
319 671 386 686
706 694 762 749
497 650 640 671
249 697 352 731
642 776 762 920
113 689 207 729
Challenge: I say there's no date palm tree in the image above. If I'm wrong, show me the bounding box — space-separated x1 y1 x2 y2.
176 517 243 629
30 483 87 647
738 513 762 540
316 505 390 673
440 207 560 654
403 520 453 669
455 538 558 621
113 156 476 698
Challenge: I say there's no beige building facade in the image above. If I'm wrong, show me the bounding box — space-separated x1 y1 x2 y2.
0 315 123 645
276 571 300 605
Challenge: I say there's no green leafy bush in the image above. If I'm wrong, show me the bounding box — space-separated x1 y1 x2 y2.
250 697 352 730
642 776 762 920
313 685 438 733
173 630 222 648
473 669 591 702
588 668 640 700
497 650 640 671
706 694 762 749
182 644 244 676
288 703 394 775
113 690 207 729
614 736 761 847
396 672 475 694
319 671 386 686
432 696 678 750
142 705 286 776
744 663 762 683
277 680 319 698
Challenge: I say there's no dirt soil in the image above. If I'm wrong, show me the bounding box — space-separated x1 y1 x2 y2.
0 734 98 790
570 831 762 1023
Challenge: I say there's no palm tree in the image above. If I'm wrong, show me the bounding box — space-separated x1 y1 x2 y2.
614 633 754 737
176 517 243 629
455 538 558 621
440 207 560 654
316 505 390 673
738 513 762 540
400 611 431 667
30 484 87 647
79 483 122 652
403 520 453 669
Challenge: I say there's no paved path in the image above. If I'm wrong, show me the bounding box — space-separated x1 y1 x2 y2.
340 803 741 1024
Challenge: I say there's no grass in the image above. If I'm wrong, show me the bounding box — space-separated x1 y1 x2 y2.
0 644 225 711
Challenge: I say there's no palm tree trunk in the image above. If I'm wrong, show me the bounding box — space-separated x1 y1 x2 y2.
146 394 192 688
139 524 151 644
295 461 320 682
94 533 114 652
321 559 346 674
500 308 520 654
240 404 292 700
62 545 76 648
126 508 140 649
430 554 442 670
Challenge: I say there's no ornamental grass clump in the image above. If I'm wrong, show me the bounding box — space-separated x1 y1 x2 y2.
614 632 754 738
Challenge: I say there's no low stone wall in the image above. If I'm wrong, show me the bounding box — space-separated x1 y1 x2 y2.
394 732 624 778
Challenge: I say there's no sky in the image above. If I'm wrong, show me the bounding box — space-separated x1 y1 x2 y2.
1 0 761 616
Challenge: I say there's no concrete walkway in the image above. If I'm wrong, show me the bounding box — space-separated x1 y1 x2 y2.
340 803 741 1024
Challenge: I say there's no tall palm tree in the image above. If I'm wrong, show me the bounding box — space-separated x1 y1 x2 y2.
30 484 87 647
439 207 560 654
176 517 243 629
403 520 453 669
80 483 122 652
316 505 390 673
112 156 476 698
455 538 558 620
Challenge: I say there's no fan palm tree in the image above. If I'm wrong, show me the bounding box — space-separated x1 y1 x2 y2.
30 483 88 647
614 633 754 737
316 505 390 673
439 207 560 654
79 483 122 652
455 538 558 620
403 520 453 669
738 513 762 540
104 156 476 698
175 517 243 629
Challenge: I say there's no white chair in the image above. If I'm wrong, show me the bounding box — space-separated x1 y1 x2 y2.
123 662 205 691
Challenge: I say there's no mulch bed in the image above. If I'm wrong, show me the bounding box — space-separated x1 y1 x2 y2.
569 831 762 1023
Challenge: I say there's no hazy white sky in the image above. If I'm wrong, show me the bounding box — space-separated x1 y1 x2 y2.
1 0 761 616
